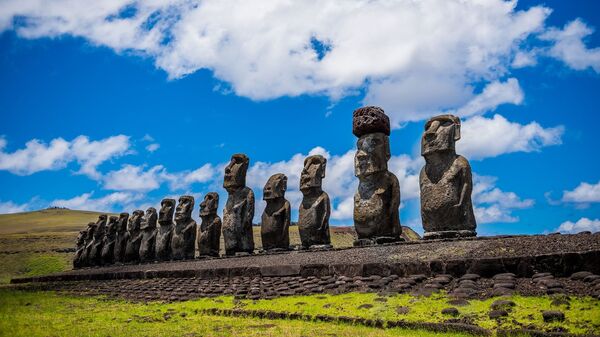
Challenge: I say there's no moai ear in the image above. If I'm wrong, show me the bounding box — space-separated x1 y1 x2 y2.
454 122 461 141
321 158 327 178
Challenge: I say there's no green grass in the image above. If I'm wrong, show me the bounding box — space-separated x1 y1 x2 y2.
0 290 472 337
0 252 71 284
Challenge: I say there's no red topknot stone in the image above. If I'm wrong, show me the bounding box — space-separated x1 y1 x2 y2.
352 106 391 137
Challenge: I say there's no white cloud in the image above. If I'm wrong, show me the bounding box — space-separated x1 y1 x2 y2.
102 163 216 192
0 200 30 214
541 19 600 73
562 180 600 204
455 78 524 118
50 191 145 213
145 143 160 153
556 217 600 234
0 135 130 177
472 175 534 224
458 114 564 160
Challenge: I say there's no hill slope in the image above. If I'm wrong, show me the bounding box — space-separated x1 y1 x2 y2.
0 209 114 234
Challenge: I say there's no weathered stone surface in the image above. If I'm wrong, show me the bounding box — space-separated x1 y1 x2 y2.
124 210 144 263
113 212 129 264
542 310 565 322
489 309 508 319
100 215 118 265
261 173 291 251
441 307 459 316
298 155 331 249
139 207 158 263
222 154 255 255
197 192 222 257
73 228 89 268
420 114 476 240
171 196 197 260
353 106 402 244
156 199 175 261
89 215 108 266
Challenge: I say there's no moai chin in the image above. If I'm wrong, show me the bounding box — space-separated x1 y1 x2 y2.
113 212 129 264
352 106 403 245
73 228 88 269
298 155 331 249
100 215 118 265
170 196 197 260
420 114 476 239
197 192 222 257
89 214 108 266
222 154 255 256
139 207 158 263
261 173 291 251
155 198 175 261
124 210 144 263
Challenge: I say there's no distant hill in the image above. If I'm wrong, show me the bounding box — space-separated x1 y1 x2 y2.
0 209 114 234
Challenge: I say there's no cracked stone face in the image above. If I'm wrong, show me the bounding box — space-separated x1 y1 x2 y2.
421 114 460 156
158 198 175 225
200 192 219 216
300 155 326 192
223 153 249 191
355 133 390 178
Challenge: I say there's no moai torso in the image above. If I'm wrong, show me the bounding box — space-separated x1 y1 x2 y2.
261 174 291 251
89 215 108 266
139 208 158 263
352 107 402 244
298 155 331 248
420 114 476 239
171 196 197 260
124 210 144 263
113 213 129 263
73 229 88 269
222 154 255 255
100 216 118 265
156 199 175 261
198 193 222 257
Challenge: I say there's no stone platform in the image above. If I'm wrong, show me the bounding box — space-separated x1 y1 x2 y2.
11 233 600 284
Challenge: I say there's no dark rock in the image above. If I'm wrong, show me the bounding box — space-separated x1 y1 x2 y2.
197 193 222 257
583 275 600 283
139 208 157 263
395 306 410 314
298 155 331 249
441 307 459 316
113 213 130 263
223 154 255 255
100 215 118 265
352 106 390 137
261 174 291 251
357 303 373 309
491 300 516 311
460 274 480 281
570 271 593 280
448 299 470 306
489 309 509 319
542 310 565 322
171 196 197 260
124 211 143 263
532 272 552 279
420 115 476 240
155 199 174 261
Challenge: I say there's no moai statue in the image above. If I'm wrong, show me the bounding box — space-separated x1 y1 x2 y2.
261 174 291 251
139 207 158 263
298 155 331 249
89 214 108 265
100 215 118 265
420 114 476 239
113 212 129 263
222 154 255 256
170 196 197 260
352 106 403 245
80 222 96 267
124 210 144 263
73 228 88 269
197 193 222 257
156 198 175 261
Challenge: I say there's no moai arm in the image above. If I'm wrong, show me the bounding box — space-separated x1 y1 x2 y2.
453 156 472 209
390 173 401 218
318 193 331 233
246 189 255 227
280 200 291 238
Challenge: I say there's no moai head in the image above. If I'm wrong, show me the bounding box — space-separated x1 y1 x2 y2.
158 198 176 225
77 229 87 245
129 210 144 231
223 153 249 191
200 192 219 216
85 222 95 240
421 114 461 156
353 106 391 178
141 207 158 230
117 212 129 232
94 215 107 239
263 173 287 200
106 216 118 235
300 155 327 193
175 196 194 222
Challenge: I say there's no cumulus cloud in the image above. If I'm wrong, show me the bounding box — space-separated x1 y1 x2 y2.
556 217 600 234
562 180 600 204
541 19 600 73
472 175 534 224
0 135 130 177
145 143 160 153
50 191 145 213
102 163 216 192
458 114 564 160
0 200 30 214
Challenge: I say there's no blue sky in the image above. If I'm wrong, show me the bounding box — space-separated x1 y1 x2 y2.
0 0 599 235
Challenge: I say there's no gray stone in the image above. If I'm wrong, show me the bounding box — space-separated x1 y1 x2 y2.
261 173 291 251
89 215 107 266
171 196 197 260
571 271 593 280
542 310 565 322
441 307 459 316
352 106 403 244
420 114 476 240
73 227 89 268
156 199 175 261
489 309 509 319
223 154 255 255
100 215 118 265
198 192 222 257
124 210 144 263
298 155 331 248
113 213 129 263
491 299 516 311
139 207 158 263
